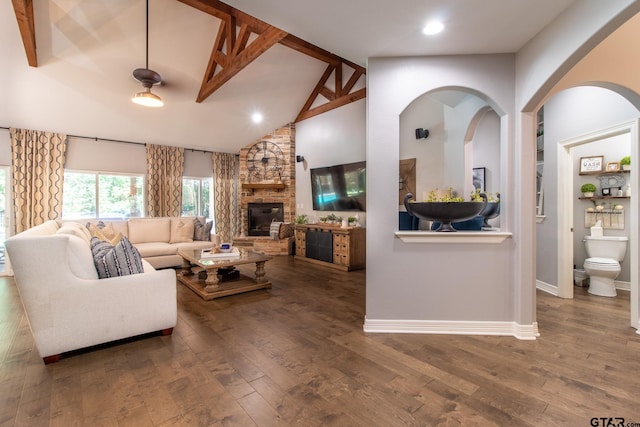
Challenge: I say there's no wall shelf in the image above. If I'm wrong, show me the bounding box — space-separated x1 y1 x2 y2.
578 196 629 200
578 169 629 176
241 182 285 191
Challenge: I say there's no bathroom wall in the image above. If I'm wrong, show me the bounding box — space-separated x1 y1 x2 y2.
573 135 631 282
537 86 639 287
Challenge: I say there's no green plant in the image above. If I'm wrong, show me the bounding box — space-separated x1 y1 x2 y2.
326 213 342 223
294 214 308 224
581 183 597 193
620 155 631 166
422 187 464 203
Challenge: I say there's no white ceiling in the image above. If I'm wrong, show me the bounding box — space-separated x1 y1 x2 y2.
1 0 577 152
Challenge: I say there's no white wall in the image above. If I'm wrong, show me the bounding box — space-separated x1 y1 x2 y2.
537 86 638 287
573 134 631 281
399 95 446 203
366 54 517 327
295 99 366 223
472 110 501 198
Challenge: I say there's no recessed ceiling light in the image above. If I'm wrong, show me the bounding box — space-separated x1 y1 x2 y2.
422 21 444 36
251 112 263 123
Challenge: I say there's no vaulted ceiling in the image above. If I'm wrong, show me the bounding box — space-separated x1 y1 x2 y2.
4 0 576 152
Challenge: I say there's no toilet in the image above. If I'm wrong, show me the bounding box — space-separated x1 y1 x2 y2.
583 235 628 297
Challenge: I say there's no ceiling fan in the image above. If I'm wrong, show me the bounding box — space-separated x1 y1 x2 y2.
132 0 163 107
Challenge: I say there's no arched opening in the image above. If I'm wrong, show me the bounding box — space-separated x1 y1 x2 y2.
398 88 502 231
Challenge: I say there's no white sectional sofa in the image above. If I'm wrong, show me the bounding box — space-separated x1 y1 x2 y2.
5 220 178 364
78 216 219 269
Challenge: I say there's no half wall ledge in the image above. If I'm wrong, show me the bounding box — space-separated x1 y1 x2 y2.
394 231 512 244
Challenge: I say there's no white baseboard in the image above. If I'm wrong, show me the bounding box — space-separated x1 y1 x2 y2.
536 279 630 293
536 280 558 296
363 318 539 340
615 280 630 292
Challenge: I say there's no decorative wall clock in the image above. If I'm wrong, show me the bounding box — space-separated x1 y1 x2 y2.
246 141 285 182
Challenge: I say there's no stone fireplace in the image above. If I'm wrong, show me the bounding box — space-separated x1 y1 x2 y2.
234 123 296 255
247 202 284 236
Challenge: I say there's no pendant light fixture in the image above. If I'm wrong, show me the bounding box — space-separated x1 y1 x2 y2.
132 0 163 107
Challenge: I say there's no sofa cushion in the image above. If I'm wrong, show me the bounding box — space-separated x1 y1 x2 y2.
134 242 177 258
66 235 99 280
170 218 194 244
128 218 171 244
90 236 144 278
20 220 59 236
57 222 92 244
193 217 213 241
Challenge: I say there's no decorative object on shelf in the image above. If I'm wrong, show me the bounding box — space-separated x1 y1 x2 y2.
579 156 604 173
246 140 285 182
478 192 500 230
294 214 309 225
606 161 621 172
584 205 624 230
472 167 486 191
625 183 631 197
620 155 631 171
404 191 487 232
601 187 611 196
581 183 597 198
596 174 625 193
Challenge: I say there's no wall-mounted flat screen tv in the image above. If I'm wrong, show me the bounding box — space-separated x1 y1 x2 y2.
310 161 366 211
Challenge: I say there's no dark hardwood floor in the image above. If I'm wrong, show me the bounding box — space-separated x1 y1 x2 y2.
1 256 640 426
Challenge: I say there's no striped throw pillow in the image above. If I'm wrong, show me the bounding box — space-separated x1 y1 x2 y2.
90 236 144 279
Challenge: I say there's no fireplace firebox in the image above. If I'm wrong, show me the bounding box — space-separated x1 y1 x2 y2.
247 203 284 236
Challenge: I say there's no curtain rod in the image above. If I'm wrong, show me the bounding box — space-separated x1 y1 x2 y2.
0 126 214 154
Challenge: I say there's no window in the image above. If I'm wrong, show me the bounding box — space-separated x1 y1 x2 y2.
182 177 212 219
63 171 144 219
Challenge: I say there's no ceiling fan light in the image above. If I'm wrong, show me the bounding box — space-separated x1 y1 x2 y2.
132 88 164 107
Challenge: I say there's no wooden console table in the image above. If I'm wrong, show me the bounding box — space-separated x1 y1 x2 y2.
177 248 272 300
295 224 365 271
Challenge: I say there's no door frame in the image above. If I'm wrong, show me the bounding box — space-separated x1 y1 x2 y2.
557 120 639 330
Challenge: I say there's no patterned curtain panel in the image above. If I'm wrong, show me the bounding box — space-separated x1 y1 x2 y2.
10 128 67 233
145 144 184 217
212 152 238 243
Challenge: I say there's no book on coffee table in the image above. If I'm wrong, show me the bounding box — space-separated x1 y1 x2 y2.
200 247 240 259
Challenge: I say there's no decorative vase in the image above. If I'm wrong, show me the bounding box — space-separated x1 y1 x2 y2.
622 164 631 171
404 193 487 232
583 192 595 198
478 193 500 229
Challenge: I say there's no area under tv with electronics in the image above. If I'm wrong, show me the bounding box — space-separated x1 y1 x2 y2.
310 161 366 211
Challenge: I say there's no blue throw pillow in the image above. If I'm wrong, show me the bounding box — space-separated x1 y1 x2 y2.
90 236 144 279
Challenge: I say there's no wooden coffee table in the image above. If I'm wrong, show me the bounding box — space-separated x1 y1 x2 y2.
177 248 272 300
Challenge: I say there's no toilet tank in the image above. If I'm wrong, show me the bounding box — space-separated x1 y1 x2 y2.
584 236 628 261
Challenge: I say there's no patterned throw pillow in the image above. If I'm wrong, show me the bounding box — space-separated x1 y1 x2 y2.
193 217 213 241
90 236 144 279
86 222 122 245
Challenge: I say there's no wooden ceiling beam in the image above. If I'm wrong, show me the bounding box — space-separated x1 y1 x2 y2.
197 25 287 102
12 0 38 67
180 0 367 116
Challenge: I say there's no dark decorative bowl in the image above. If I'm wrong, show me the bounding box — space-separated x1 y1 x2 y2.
478 194 500 229
404 193 487 232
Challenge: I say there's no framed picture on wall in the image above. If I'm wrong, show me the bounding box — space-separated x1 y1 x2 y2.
472 167 486 191
579 156 604 173
606 161 621 172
